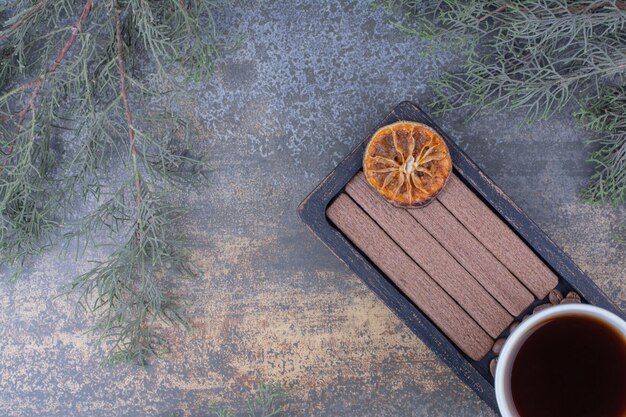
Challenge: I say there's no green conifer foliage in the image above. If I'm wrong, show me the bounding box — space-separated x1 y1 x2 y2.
0 0 224 364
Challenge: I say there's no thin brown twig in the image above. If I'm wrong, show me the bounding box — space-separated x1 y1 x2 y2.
0 0 50 43
114 0 144 223
568 1 626 13
478 3 509 22
114 2 136 160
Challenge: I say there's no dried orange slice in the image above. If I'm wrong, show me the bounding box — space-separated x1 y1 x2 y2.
363 121 452 207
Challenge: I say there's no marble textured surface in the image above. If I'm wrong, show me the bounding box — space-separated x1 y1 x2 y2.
0 1 624 416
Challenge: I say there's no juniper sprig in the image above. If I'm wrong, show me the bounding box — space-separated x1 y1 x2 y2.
0 0 223 364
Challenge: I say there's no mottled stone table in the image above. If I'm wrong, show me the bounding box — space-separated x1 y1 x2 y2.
1 1 624 416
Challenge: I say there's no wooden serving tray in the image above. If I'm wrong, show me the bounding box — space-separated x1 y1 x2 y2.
297 101 624 411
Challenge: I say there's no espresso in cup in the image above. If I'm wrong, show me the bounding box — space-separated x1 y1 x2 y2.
496 305 626 417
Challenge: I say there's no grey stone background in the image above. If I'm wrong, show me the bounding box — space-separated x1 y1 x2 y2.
0 1 624 416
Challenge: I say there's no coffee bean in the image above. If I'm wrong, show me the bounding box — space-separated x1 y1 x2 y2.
560 297 581 304
509 322 520 333
522 314 531 321
492 338 506 355
565 291 581 301
533 303 552 314
490 358 498 377
548 289 563 305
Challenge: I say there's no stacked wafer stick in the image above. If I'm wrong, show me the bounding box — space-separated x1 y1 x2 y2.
327 172 559 360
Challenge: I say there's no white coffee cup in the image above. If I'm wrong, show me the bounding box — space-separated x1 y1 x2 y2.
494 303 626 417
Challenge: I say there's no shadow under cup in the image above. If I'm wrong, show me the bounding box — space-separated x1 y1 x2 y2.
495 304 626 417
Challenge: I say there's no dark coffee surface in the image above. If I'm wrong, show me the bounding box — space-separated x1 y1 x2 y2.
511 314 626 417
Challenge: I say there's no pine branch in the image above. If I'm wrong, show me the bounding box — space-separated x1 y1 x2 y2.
1 0 228 362
378 0 626 118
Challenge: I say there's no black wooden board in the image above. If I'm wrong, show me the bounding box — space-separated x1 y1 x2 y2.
297 101 624 412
